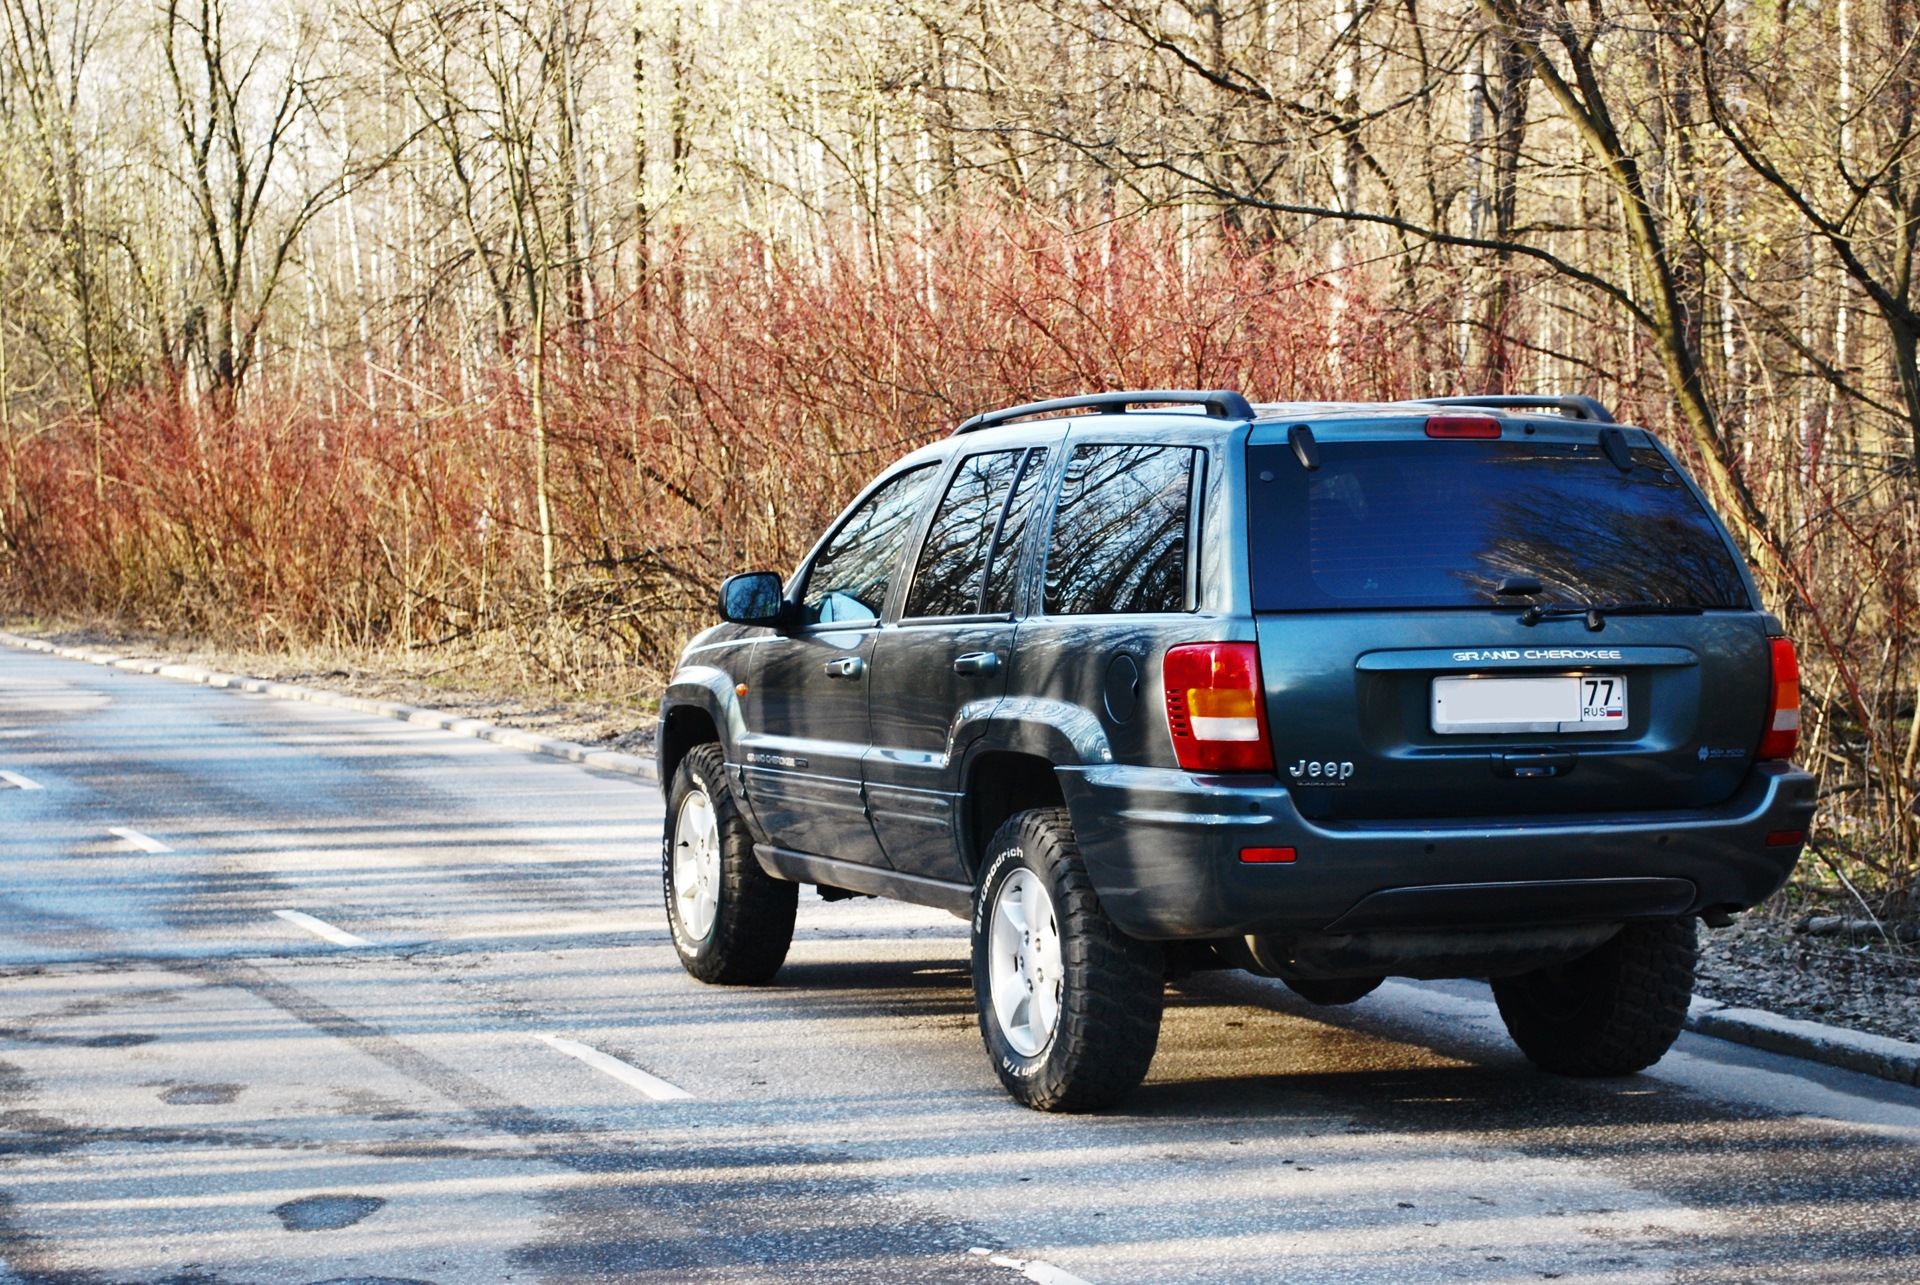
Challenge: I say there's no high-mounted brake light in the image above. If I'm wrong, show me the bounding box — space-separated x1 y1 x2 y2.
1424 415 1501 439
1758 637 1801 761
1164 642 1274 772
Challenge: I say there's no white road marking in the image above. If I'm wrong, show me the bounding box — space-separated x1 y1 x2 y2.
536 1034 694 1101
0 769 43 790
108 827 174 854
272 909 373 947
980 1253 1093 1285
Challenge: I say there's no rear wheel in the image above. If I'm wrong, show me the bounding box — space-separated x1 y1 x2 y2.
664 744 797 984
1491 919 1696 1076
971 808 1163 1111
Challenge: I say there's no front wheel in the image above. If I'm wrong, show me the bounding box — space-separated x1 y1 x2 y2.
1491 918 1696 1076
663 744 797 984
971 808 1163 1111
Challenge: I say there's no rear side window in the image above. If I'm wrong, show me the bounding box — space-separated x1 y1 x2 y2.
1246 439 1749 611
801 463 938 625
1044 443 1197 615
906 447 1051 618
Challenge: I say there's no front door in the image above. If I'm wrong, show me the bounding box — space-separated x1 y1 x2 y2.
740 462 939 866
867 444 1054 880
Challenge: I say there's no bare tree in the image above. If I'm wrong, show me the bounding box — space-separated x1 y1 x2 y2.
159 0 351 410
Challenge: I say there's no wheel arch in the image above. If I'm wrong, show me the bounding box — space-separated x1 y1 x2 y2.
961 749 1067 883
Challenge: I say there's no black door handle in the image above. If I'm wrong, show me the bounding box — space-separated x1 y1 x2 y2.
953 652 1001 676
823 656 864 679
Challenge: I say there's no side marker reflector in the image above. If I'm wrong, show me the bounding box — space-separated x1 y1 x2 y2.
1241 847 1297 864
1766 830 1805 848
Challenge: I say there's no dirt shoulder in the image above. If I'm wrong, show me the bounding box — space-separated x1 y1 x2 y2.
6 619 1917 1048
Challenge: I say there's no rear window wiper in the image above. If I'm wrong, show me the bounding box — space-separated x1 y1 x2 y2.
1520 602 1707 630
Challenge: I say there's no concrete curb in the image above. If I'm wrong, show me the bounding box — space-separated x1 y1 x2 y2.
7 630 1918 1090
0 631 659 785
1686 997 1920 1087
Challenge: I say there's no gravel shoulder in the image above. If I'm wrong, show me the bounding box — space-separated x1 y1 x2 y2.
2 619 658 758
1696 911 1920 1045
7 618 1917 1049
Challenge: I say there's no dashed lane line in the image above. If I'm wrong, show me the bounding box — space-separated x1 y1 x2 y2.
536 1034 695 1101
970 1249 1094 1285
273 909 374 947
108 826 174 854
0 769 43 790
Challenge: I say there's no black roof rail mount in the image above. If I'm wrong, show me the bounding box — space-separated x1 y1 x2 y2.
954 389 1255 435
1422 394 1617 424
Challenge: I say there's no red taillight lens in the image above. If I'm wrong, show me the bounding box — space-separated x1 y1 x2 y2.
1164 642 1274 772
1758 637 1801 761
1424 415 1501 439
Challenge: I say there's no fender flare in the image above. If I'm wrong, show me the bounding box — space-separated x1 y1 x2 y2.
660 664 749 780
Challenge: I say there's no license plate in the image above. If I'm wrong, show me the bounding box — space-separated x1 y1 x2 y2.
1432 674 1627 735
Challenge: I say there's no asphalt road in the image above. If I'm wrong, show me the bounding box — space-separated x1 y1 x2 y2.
2 646 1918 1285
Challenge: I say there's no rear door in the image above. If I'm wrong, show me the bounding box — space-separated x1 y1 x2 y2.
866 441 1056 880
1245 424 1771 820
740 462 939 863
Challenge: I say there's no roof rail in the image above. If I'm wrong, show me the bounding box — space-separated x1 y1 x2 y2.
953 389 1255 435
1419 394 1617 424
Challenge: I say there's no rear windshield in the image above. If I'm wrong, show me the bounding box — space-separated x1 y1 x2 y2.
1246 439 1750 611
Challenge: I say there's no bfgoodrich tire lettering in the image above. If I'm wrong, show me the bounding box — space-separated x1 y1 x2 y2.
971 808 1163 1111
1491 918 1696 1076
663 743 797 984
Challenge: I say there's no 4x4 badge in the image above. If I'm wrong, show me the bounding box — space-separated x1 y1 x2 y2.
1289 759 1354 784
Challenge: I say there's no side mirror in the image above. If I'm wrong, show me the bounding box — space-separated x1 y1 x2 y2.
718 571 789 626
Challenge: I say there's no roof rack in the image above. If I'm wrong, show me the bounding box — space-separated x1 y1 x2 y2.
1419 394 1617 424
953 389 1255 435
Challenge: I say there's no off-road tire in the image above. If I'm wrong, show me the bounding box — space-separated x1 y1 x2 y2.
1491 918 1697 1076
664 743 797 984
971 808 1163 1111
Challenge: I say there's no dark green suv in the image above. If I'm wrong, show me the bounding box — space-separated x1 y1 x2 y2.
656 390 1814 1111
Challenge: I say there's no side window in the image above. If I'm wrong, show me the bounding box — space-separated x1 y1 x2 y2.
980 447 1050 614
905 451 1025 618
1043 443 1197 615
801 464 938 626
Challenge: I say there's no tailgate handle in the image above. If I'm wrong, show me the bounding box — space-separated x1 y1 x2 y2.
1495 751 1576 779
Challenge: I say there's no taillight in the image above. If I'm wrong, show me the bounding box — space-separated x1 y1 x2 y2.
1758 637 1800 761
1164 642 1274 772
1425 415 1501 439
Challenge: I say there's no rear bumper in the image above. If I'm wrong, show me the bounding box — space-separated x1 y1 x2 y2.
1056 760 1815 941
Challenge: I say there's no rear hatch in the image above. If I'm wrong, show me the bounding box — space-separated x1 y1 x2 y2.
1247 417 1772 821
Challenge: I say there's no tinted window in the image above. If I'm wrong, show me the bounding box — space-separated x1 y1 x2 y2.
981 448 1050 614
1044 444 1196 615
801 464 938 625
1247 440 1749 610
905 451 1024 618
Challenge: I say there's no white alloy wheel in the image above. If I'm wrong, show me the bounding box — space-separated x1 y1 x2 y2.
987 867 1064 1057
672 787 722 943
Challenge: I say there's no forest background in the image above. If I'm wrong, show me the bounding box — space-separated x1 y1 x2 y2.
0 0 1916 910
